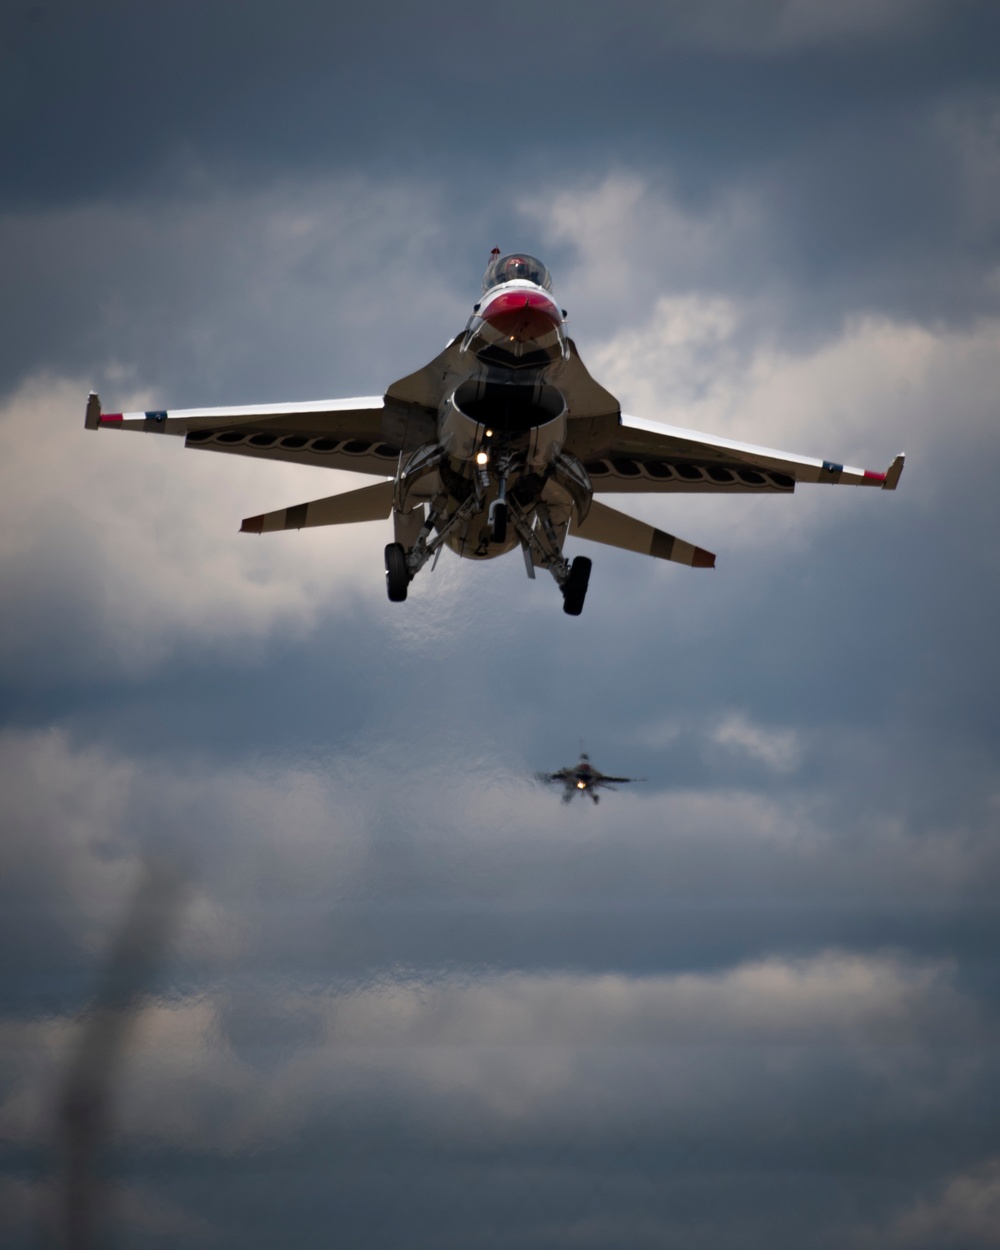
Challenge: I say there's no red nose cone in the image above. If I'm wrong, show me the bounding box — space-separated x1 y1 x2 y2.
480 289 561 343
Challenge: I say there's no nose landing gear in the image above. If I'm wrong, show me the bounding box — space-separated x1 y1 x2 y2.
489 501 508 544
488 455 510 545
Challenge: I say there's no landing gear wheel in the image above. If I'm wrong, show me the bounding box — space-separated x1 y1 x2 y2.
491 502 508 545
562 556 592 616
384 543 409 602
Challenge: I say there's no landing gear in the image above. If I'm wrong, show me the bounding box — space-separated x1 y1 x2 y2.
561 555 591 616
384 543 409 602
489 457 510 545
490 501 508 544
503 496 590 615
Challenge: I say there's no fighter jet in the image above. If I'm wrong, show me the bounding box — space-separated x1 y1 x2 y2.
84 249 904 615
539 753 642 805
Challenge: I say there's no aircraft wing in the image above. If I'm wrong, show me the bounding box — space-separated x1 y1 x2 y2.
568 412 905 496
83 392 434 478
572 498 715 568
597 776 638 784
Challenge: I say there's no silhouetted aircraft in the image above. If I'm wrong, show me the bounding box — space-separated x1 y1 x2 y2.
539 753 643 805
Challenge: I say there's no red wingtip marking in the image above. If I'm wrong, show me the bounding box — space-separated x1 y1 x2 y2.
693 548 716 568
864 470 886 482
100 414 124 422
240 517 264 534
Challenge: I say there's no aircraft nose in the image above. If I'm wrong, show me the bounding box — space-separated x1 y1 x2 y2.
479 289 561 343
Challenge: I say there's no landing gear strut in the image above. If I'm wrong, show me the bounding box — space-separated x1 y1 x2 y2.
504 497 593 616
384 543 410 602
488 456 510 545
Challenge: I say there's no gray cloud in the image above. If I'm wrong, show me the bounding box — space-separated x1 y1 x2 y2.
3 3 1000 385
5 953 999 1247
3 710 1000 1247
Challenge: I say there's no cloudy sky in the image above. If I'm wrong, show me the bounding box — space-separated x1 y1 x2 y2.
3 1 1000 1245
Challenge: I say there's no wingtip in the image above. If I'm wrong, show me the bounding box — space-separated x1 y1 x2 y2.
882 453 905 491
693 548 716 569
240 516 264 534
85 392 101 430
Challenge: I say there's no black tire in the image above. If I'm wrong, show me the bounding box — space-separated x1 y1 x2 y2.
384 543 409 602
491 502 508 545
562 555 592 616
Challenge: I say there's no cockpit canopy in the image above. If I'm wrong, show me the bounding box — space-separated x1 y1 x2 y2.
482 252 553 294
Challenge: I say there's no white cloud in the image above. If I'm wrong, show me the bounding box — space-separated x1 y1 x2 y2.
318 951 973 1048
865 1157 1000 1247
527 170 998 461
524 173 765 323
0 726 371 970
0 726 137 948
711 710 801 772
526 174 1000 563
1 949 980 1157
0 375 394 675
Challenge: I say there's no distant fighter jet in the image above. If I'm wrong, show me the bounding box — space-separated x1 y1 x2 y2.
539 754 643 805
85 249 904 615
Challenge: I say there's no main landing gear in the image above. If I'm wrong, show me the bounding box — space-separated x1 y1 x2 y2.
383 478 593 615
384 543 410 602
561 555 591 616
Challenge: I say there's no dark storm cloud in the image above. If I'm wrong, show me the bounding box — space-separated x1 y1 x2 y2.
0 177 474 403
4 0 994 207
2 0 1000 389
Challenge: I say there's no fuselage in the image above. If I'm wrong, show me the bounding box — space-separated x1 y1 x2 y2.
389 252 592 563
553 756 607 805
571 759 596 791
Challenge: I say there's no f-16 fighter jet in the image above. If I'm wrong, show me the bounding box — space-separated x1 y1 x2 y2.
540 754 642 805
85 249 904 615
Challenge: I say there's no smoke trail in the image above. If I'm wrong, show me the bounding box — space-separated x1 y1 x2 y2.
40 853 188 1250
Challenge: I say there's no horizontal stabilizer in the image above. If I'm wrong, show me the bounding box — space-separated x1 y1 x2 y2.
241 480 393 533
573 499 715 568
882 453 905 491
